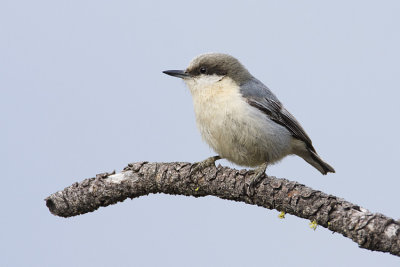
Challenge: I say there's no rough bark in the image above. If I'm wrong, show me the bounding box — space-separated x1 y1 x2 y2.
45 161 400 257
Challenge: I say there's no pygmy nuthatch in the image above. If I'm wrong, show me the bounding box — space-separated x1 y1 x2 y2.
163 53 334 188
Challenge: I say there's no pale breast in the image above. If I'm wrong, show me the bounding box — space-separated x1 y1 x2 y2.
187 76 292 167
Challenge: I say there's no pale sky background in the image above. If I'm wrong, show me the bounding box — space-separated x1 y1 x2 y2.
1 1 400 266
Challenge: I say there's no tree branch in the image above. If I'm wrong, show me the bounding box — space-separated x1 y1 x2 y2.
45 161 400 257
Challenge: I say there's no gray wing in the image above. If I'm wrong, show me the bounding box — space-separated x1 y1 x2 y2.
241 78 316 152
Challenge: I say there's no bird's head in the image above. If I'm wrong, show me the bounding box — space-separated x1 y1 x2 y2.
163 53 252 93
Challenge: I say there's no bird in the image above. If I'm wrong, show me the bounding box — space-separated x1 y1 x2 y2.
163 53 334 191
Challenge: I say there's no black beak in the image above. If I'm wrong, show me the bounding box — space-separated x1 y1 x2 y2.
163 70 190 79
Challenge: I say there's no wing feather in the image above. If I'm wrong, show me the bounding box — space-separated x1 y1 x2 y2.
240 79 315 152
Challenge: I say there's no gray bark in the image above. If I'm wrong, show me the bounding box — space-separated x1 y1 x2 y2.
45 161 400 257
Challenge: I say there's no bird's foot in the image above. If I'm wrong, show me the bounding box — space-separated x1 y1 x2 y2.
190 156 221 175
247 162 268 196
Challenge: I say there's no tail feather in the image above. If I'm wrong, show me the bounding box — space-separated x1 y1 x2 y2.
304 150 335 175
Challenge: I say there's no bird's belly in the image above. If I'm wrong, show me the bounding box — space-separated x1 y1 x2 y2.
192 87 292 167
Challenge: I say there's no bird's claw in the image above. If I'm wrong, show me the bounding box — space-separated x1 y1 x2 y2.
190 156 221 175
246 163 268 196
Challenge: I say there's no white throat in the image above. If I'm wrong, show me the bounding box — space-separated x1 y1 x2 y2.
184 74 225 94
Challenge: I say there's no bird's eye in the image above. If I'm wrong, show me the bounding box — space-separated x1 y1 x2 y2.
199 67 207 74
